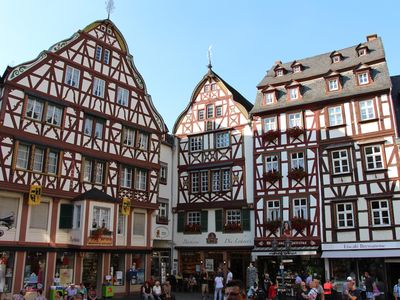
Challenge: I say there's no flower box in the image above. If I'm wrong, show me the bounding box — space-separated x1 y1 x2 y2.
91 227 112 239
263 130 281 143
184 223 201 233
287 126 304 138
288 168 307 181
264 219 281 233
156 215 169 224
290 217 311 233
224 222 242 233
263 171 282 183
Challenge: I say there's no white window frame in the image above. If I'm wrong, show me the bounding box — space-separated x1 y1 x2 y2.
26 97 44 121
207 105 214 118
276 69 283 77
328 106 343 126
137 132 149 150
211 170 221 192
215 132 229 148
158 201 168 219
332 55 341 63
293 65 301 73
73 204 82 229
189 136 202 152
92 206 111 230
266 200 280 221
331 149 350 174
133 212 146 236
358 72 369 85
123 127 135 147
265 155 279 172
121 166 133 188
226 209 241 224
65 66 80 88
46 104 63 126
359 99 375 121
135 169 147 191
47 150 58 175
117 213 125 235
95 45 103 61
191 172 199 193
16 144 30 169
200 171 208 193
187 211 201 225
160 164 167 184
263 116 277 132
293 198 307 219
216 106 223 117
364 145 383 170
104 49 111 64
288 112 302 128
33 147 45 172
198 109 205 120
265 92 275 104
222 169 231 191
117 87 129 106
328 78 339 91
371 200 390 226
337 203 354 228
289 87 299 100
93 77 105 98
291 152 304 169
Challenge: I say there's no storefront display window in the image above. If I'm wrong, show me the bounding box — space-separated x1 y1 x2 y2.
130 254 145 285
110 254 125 286
330 258 357 281
0 251 15 293
24 251 46 291
55 252 74 285
181 252 201 277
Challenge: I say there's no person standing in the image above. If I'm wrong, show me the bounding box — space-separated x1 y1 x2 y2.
323 279 333 300
13 289 26 300
34 290 46 300
226 267 233 285
263 273 272 298
200 268 210 300
153 281 162 300
214 272 224 300
394 279 400 300
246 263 257 290
224 280 246 300
363 272 374 300
268 280 278 300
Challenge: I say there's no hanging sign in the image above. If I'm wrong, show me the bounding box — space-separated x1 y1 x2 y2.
28 185 42 205
121 197 130 216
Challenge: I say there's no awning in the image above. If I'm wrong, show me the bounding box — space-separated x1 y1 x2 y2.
322 249 400 258
252 247 319 258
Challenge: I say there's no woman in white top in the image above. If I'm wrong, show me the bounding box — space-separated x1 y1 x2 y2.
214 273 224 300
152 281 162 300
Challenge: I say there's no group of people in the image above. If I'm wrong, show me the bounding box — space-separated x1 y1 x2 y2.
12 283 96 300
141 280 174 300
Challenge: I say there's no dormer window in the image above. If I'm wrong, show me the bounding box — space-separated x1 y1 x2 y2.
204 85 209 92
293 65 301 73
328 78 339 91
276 69 284 77
332 55 341 63
358 48 367 56
289 87 299 100
358 72 370 85
265 92 275 105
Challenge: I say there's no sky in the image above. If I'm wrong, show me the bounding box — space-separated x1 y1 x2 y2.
1 0 399 131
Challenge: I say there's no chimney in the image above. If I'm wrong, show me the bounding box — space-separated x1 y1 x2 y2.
366 34 378 42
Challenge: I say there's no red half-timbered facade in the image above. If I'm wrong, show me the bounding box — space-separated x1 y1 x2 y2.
0 19 167 297
172 67 254 282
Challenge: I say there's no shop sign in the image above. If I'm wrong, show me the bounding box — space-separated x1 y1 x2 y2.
28 185 42 205
205 259 214 272
206 232 218 244
120 197 130 216
155 226 169 239
87 236 113 246
322 241 400 251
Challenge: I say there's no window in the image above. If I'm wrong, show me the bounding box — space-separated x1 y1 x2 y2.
222 169 231 191
332 150 350 174
293 65 301 73
83 115 104 138
328 106 343 126
160 164 167 184
276 69 283 77
226 209 241 224
207 105 214 118
65 66 80 88
121 165 133 188
133 212 146 235
358 48 367 56
191 172 200 193
288 112 302 128
16 143 59 174
337 203 354 228
206 121 215 131
46 104 63 126
93 77 105 98
30 202 49 230
265 92 275 104
33 147 45 172
122 127 135 147
204 85 209 92
364 145 383 170
332 55 341 63
289 87 299 100
359 99 375 121
92 206 111 229
211 170 221 192
135 169 147 191
371 200 390 226
83 158 105 184
187 211 201 225
95 46 103 61
328 78 339 91
216 106 223 117
358 72 369 85
189 136 202 152
16 144 30 169
26 97 44 121
73 205 82 229
117 213 125 235
265 155 279 172
291 152 304 169
137 132 149 150
263 117 277 132
104 49 110 64
201 171 208 193
293 198 307 219
215 132 229 148
266 200 280 221
198 110 205 120
157 200 168 222
117 87 129 106
211 83 216 91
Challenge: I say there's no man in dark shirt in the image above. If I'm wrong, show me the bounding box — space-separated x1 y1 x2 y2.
200 268 209 300
364 272 374 300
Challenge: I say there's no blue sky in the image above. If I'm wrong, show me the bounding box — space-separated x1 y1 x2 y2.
1 0 399 131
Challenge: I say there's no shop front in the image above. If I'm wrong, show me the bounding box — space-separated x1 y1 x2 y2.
0 251 15 296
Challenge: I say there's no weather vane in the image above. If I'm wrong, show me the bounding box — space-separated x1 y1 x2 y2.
207 45 213 70
106 0 115 20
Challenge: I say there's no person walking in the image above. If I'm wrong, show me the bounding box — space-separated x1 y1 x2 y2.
226 267 233 285
214 272 224 300
323 279 333 300
200 268 210 300
393 279 400 300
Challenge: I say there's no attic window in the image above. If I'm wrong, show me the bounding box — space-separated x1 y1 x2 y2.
288 87 299 100
293 65 302 73
332 55 341 63
211 83 217 91
276 69 284 77
204 85 209 92
265 92 275 105
358 48 367 56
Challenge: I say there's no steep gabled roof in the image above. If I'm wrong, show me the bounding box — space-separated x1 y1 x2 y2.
73 187 119 203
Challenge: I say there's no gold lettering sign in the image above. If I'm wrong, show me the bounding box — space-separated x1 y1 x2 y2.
28 185 42 205
121 197 130 216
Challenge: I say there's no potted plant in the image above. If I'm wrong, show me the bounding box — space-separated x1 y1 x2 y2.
224 222 242 233
263 170 282 183
263 130 281 143
156 215 168 224
184 223 201 233
288 168 307 181
91 227 112 239
290 217 311 233
264 219 281 233
286 126 304 138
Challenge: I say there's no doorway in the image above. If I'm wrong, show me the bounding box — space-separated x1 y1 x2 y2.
386 262 400 300
82 253 102 294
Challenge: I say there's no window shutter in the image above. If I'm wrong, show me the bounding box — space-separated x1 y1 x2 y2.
59 204 74 229
215 210 223 232
201 210 208 232
177 212 184 232
242 209 250 231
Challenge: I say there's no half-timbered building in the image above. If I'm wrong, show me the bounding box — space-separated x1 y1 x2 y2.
172 66 254 282
0 19 168 297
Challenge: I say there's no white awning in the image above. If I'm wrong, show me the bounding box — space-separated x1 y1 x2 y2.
322 249 400 258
